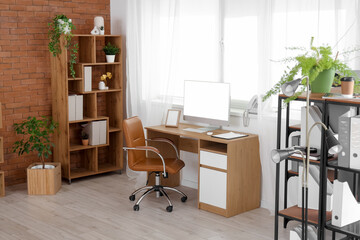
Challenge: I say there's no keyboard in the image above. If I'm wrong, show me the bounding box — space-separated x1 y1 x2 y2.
183 128 207 133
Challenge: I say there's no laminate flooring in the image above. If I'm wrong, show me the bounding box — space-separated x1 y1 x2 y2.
0 173 293 240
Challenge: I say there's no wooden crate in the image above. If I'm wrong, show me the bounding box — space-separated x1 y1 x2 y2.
27 162 61 195
0 171 4 197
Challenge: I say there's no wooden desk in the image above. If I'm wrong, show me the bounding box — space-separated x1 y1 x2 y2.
145 123 261 217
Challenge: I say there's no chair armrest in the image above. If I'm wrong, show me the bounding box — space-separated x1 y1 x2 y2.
123 146 167 177
145 138 180 160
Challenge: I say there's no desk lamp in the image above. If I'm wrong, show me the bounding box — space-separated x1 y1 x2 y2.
273 76 342 240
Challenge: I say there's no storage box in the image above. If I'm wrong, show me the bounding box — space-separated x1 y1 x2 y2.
27 162 61 195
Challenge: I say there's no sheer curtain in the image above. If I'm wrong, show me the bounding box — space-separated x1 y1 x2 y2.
125 0 360 207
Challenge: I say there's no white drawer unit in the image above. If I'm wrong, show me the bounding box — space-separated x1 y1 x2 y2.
200 150 227 170
199 167 227 209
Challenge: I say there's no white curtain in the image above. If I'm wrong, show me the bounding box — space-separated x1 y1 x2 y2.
125 0 360 208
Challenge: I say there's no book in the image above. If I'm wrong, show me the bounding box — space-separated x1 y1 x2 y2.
75 95 83 120
83 120 107 146
84 122 100 145
84 66 92 92
68 95 76 121
99 120 107 145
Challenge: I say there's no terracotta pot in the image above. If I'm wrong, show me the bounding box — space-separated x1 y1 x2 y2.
341 77 354 97
82 139 89 146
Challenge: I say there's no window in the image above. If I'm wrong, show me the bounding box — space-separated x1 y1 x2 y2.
134 0 360 110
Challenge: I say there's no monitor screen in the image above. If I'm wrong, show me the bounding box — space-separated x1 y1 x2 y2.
183 80 230 126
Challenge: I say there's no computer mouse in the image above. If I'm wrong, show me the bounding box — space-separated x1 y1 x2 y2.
207 132 213 136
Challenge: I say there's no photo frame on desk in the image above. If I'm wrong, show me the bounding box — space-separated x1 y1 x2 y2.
165 109 181 128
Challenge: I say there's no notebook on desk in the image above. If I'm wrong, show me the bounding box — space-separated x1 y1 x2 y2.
212 132 248 140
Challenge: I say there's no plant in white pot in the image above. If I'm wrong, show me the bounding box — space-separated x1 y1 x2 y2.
13 116 61 195
103 42 120 63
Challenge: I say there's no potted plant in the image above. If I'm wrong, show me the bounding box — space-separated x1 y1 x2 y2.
99 72 112 90
81 131 89 146
48 14 78 78
262 37 357 103
13 116 61 195
103 42 120 63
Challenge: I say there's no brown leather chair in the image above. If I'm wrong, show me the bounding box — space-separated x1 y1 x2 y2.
123 116 187 212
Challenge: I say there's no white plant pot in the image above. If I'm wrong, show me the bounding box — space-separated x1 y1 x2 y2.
100 30 105 35
31 164 55 169
106 55 115 63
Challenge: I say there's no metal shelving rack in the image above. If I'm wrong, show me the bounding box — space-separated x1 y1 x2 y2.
274 92 360 240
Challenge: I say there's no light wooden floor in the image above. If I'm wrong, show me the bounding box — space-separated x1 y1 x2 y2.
0 173 291 240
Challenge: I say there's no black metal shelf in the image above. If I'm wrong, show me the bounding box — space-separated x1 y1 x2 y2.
325 220 360 239
327 160 360 174
274 93 360 240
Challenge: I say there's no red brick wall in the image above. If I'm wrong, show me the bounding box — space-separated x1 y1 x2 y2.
0 0 111 185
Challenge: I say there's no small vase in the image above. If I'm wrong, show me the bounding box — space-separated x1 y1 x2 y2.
341 77 354 98
100 30 105 35
98 81 106 90
106 55 115 63
82 139 89 146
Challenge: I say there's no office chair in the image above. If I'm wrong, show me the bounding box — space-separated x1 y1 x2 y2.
123 116 187 212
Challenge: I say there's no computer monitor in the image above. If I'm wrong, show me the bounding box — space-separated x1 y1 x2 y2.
183 80 230 126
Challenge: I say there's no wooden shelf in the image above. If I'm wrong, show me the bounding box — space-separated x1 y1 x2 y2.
69 116 108 124
79 89 121 94
0 137 3 164
98 163 120 173
0 171 4 197
51 34 123 181
109 126 121 133
288 169 335 182
81 62 121 66
73 34 122 37
289 124 301 130
69 143 109 152
70 168 96 179
279 206 331 225
68 77 82 81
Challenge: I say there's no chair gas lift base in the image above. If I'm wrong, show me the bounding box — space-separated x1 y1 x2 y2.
128 171 187 212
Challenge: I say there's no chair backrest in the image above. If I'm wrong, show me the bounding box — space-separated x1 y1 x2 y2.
123 116 146 169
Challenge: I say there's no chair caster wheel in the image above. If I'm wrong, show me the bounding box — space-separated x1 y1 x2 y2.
166 206 173 212
133 205 140 211
129 195 135 201
181 196 187 202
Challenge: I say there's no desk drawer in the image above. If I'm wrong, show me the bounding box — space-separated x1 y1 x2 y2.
200 150 227 170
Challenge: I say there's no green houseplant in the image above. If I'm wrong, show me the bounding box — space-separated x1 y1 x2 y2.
48 14 78 78
13 116 60 195
13 116 58 169
103 42 120 63
263 37 357 103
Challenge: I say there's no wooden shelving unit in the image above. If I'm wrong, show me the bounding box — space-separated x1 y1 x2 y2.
0 102 4 197
50 35 123 183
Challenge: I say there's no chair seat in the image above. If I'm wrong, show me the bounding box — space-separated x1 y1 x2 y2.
132 158 185 174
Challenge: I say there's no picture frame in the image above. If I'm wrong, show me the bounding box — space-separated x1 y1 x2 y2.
165 109 181 128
